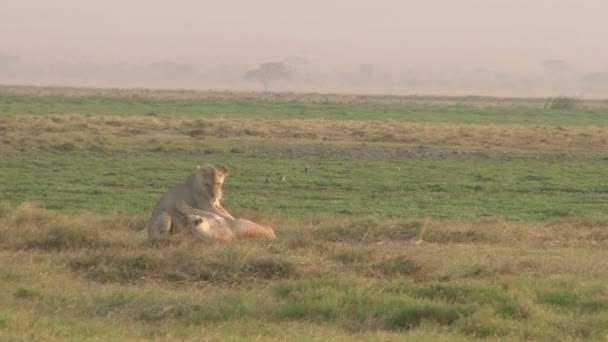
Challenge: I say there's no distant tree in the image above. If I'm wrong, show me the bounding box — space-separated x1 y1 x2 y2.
244 62 290 91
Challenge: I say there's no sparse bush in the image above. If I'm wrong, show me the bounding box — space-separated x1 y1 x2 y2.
456 311 511 338
150 145 168 152
188 129 205 138
71 250 296 284
285 229 315 250
278 302 339 321
14 287 41 299
203 147 222 155
0 313 9 329
9 202 60 229
423 283 505 302
0 203 132 250
89 291 131 316
420 228 495 244
25 224 102 251
138 304 175 321
71 253 166 283
246 256 295 280
243 128 265 137
105 120 123 127
495 300 529 319
173 295 253 323
383 302 465 330
331 248 373 264
545 96 578 110
137 295 254 324
370 132 397 142
370 256 426 278
143 235 184 248
274 280 474 330
537 289 578 308
537 289 608 313
411 283 526 320
318 220 377 242
318 219 422 243
123 128 145 135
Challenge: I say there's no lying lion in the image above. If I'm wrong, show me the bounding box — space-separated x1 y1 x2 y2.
176 202 277 242
147 165 233 237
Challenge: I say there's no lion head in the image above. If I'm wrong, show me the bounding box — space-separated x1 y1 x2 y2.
194 165 229 203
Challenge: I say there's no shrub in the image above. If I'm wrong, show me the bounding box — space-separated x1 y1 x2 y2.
14 287 41 299
420 228 495 244
412 283 509 305
318 219 422 243
71 250 296 284
137 295 254 323
545 96 578 110
537 289 578 308
383 302 464 330
246 256 295 280
25 224 102 251
370 256 426 278
278 302 339 321
71 254 166 283
331 248 373 264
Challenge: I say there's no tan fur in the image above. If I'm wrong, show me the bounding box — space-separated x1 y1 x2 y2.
176 202 277 242
146 165 233 237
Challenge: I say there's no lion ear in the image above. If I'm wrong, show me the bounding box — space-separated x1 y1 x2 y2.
217 165 229 176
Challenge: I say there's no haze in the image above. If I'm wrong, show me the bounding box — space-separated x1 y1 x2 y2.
2 0 608 97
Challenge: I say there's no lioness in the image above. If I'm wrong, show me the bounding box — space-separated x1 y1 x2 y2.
147 165 233 237
176 202 277 242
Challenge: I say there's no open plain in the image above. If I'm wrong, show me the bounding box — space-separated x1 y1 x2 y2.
1 86 608 340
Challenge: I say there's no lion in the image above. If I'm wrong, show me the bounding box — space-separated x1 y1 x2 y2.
146 165 234 237
176 202 277 242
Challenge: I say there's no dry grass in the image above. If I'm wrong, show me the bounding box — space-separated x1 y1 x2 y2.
2 202 607 280
1 114 606 154
1 203 608 339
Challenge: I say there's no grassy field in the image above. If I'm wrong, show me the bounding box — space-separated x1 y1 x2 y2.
1 86 608 340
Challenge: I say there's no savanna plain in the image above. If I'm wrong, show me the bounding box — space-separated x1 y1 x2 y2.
1 85 608 341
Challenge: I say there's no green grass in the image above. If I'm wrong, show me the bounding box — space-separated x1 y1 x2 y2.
2 93 608 125
2 88 608 340
1 152 606 220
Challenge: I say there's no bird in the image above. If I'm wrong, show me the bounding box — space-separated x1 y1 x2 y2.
280 175 286 182
304 166 309 173
265 176 270 184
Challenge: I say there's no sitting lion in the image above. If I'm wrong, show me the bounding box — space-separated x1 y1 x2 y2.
147 165 234 237
176 202 277 242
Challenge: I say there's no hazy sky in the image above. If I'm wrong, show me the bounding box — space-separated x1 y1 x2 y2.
2 0 607 72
